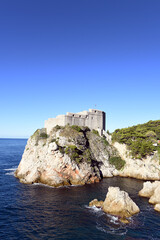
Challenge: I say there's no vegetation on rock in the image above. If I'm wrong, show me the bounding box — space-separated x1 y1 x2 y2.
109 157 125 170
71 125 82 132
65 145 92 164
112 120 160 158
92 129 99 136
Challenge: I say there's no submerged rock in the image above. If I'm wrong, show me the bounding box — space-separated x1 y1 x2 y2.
89 187 140 223
89 199 103 208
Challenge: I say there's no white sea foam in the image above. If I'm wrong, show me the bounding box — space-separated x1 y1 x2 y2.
85 205 102 212
4 167 17 176
33 182 83 189
5 172 15 176
96 225 107 233
109 215 119 224
4 167 17 171
33 183 56 188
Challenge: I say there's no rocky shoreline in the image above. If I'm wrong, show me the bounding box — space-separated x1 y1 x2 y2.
14 125 160 223
15 125 160 187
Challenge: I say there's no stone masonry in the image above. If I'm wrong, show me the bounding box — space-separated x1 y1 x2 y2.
45 109 106 135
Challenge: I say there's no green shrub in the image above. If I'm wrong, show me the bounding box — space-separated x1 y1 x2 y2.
39 133 48 138
31 129 40 139
109 157 126 170
112 120 160 158
129 139 155 158
65 145 81 164
92 129 99 136
58 146 65 154
54 125 62 130
102 137 109 146
65 145 92 164
83 149 92 163
71 125 82 132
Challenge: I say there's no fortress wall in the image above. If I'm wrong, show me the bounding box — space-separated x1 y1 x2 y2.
45 115 65 134
44 109 106 134
65 114 86 127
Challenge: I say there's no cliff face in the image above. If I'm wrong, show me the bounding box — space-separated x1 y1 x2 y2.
113 142 160 180
15 126 119 187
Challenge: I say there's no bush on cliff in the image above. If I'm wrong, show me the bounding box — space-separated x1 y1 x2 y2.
112 120 160 158
109 157 125 170
71 125 82 132
65 145 92 164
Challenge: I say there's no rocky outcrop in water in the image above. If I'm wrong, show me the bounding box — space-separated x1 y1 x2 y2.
139 181 160 212
15 126 119 187
89 187 140 223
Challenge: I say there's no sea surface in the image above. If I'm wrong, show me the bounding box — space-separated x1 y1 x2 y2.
0 138 160 240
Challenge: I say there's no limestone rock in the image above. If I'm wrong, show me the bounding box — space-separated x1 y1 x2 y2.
89 187 140 223
15 125 117 187
114 142 160 180
154 204 160 212
89 199 103 208
139 181 160 198
102 187 140 221
149 185 160 204
139 181 160 212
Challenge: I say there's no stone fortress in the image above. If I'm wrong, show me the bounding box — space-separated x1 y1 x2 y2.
45 109 106 136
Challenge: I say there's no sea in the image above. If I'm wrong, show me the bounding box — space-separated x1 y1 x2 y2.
0 138 160 240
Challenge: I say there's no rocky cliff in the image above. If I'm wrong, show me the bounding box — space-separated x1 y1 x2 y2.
113 142 160 180
15 125 119 187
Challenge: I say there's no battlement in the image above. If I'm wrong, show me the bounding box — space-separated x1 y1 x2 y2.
44 109 106 135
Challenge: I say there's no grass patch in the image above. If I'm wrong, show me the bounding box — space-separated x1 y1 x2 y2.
92 129 99 136
71 125 82 132
109 157 126 170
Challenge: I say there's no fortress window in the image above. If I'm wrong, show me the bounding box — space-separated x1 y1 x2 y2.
95 111 96 113
79 115 81 117
73 115 74 117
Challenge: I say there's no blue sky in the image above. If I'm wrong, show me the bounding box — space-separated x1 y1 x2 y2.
0 0 160 138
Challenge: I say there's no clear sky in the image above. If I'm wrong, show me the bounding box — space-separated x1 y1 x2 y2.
0 0 160 138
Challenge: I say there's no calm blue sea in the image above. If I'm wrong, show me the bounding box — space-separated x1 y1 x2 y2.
0 138 160 240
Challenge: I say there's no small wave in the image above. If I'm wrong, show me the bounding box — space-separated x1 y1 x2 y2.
5 172 15 176
96 223 127 236
4 167 17 171
33 183 56 188
33 182 83 189
85 205 103 212
4 167 17 176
